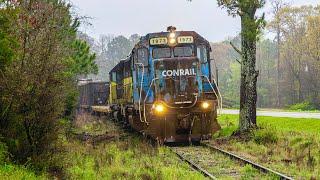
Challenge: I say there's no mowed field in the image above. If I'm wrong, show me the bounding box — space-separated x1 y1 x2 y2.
213 114 320 179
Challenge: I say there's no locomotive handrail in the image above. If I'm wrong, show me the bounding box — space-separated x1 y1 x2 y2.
211 76 223 114
143 78 159 125
135 63 146 123
201 75 223 114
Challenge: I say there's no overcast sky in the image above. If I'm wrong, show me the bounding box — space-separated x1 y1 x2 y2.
70 0 319 42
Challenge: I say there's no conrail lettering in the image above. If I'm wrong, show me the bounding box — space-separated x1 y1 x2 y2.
161 68 196 77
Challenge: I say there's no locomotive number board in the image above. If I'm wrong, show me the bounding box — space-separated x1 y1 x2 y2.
177 36 194 44
150 36 194 45
150 37 168 45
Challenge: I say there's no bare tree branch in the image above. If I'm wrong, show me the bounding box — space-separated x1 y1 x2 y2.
230 41 242 55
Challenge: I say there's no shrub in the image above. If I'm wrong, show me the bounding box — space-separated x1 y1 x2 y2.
288 102 318 111
240 164 260 178
0 141 8 164
253 127 278 145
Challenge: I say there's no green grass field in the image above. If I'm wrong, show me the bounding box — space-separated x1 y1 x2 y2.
213 115 320 179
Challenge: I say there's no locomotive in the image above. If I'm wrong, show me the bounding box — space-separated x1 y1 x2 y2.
109 27 222 143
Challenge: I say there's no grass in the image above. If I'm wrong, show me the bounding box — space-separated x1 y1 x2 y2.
225 108 320 113
217 115 320 134
174 146 277 179
287 102 318 111
56 114 204 180
213 114 320 179
0 164 46 180
0 141 46 180
1 114 204 180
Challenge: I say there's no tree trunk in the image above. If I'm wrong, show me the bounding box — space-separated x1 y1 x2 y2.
239 13 259 132
276 28 281 107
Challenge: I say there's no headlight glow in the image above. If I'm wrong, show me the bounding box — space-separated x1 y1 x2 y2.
168 32 176 46
169 38 176 45
154 103 165 113
169 32 176 38
201 102 210 109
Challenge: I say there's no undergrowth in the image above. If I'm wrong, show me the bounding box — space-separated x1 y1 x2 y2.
214 115 320 179
57 114 204 180
287 102 318 111
0 141 46 179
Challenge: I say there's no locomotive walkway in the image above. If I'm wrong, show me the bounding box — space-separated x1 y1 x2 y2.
222 109 320 119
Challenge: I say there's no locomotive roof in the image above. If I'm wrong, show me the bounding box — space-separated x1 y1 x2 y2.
109 57 131 74
136 31 211 48
109 30 211 75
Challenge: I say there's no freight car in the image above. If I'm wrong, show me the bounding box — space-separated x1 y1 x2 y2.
78 80 110 113
109 27 222 143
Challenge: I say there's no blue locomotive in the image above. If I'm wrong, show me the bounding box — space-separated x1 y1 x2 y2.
109 27 221 143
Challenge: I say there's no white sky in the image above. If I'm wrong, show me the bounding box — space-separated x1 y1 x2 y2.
69 0 319 42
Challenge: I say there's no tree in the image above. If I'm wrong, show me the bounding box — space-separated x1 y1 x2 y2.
68 39 98 76
217 0 266 132
268 0 289 107
275 6 320 107
0 0 18 129
106 35 133 68
0 0 98 168
0 8 16 70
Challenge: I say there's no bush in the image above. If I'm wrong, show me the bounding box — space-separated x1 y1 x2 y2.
253 127 278 145
64 90 79 118
0 141 8 164
288 102 318 111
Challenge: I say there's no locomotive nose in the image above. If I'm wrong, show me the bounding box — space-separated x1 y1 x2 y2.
154 57 201 107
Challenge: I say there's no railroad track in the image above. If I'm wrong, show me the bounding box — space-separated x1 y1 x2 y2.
168 143 294 180
168 146 217 179
109 118 294 179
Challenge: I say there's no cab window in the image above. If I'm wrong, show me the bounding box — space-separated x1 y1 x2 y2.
197 45 208 63
153 48 171 59
138 48 149 66
112 72 116 82
174 46 193 57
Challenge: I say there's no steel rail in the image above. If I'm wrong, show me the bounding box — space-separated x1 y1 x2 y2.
108 113 293 179
201 142 294 180
167 147 217 180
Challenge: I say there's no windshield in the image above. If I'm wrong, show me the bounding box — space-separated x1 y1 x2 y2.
154 59 198 104
153 48 171 59
153 46 194 59
174 46 193 57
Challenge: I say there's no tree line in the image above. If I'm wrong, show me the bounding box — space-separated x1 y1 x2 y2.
78 32 140 81
212 3 320 110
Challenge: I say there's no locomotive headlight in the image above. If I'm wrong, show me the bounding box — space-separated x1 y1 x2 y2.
169 32 176 39
168 32 176 46
169 38 176 45
201 102 210 109
153 103 165 114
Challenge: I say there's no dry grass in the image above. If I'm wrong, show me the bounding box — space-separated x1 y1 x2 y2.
212 115 320 179
55 113 204 180
173 146 277 179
